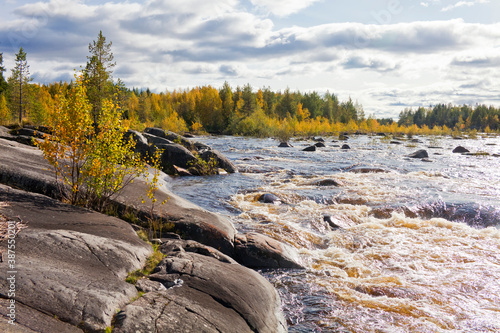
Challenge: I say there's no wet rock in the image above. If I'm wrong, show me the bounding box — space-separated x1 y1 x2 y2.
0 185 152 332
312 179 342 186
411 138 423 143
453 146 470 153
339 134 349 140
183 133 195 138
390 140 403 145
314 142 326 148
114 250 288 333
234 233 303 269
421 158 432 162
336 196 368 205
199 149 238 173
323 215 341 229
341 144 351 150
303 145 316 152
313 137 325 142
348 167 389 174
258 193 281 204
278 142 293 147
408 149 429 158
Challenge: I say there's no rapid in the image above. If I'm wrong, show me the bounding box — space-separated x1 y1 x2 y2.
167 134 500 332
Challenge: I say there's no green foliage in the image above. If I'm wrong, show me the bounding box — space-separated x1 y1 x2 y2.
84 30 116 129
187 155 219 176
0 94 10 124
125 250 164 284
8 47 32 124
0 53 8 95
398 104 500 132
36 73 147 211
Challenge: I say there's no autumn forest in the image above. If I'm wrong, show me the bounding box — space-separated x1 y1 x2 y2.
1 33 499 139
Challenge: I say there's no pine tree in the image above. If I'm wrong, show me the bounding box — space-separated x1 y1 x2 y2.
0 53 8 95
8 47 32 124
84 31 116 129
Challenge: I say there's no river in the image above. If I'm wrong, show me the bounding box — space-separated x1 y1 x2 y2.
167 134 500 332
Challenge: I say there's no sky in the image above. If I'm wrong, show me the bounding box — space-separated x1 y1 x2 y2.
1 0 500 119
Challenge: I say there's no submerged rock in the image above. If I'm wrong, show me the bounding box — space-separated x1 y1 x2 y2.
408 149 429 158
312 179 342 187
453 146 470 153
348 167 389 174
324 215 341 229
258 193 282 204
278 142 293 148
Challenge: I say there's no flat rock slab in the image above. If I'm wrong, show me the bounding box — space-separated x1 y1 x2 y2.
0 138 236 256
0 185 152 332
115 177 236 256
115 246 287 333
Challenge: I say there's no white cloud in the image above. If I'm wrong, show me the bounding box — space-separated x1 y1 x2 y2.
249 0 321 17
1 0 500 118
441 0 489 12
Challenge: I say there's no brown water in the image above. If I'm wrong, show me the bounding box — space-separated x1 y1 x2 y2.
168 134 500 332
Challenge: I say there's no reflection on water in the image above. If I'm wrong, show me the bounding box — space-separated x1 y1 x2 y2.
168 134 500 332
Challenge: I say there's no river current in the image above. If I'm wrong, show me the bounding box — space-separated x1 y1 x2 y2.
166 134 500 332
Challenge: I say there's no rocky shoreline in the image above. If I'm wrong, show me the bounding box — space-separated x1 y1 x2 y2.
0 127 302 332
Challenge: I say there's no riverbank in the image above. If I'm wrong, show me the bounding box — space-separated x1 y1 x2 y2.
0 127 299 332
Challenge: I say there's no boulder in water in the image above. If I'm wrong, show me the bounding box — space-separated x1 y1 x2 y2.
258 193 281 204
303 145 316 152
408 149 429 158
312 179 342 187
234 233 303 269
114 241 288 333
453 146 469 153
278 142 293 148
341 144 351 150
314 142 326 148
324 215 341 229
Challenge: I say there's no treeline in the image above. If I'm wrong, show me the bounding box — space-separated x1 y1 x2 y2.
398 104 500 132
1 37 499 138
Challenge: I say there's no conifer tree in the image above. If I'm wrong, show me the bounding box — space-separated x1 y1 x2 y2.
8 47 32 124
84 31 116 129
0 53 8 95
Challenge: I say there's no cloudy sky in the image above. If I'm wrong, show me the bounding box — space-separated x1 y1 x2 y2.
1 0 499 118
